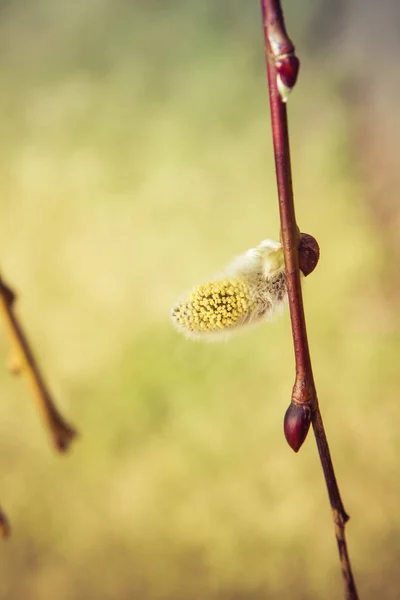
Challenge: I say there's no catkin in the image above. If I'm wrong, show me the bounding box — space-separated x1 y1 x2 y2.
171 239 287 340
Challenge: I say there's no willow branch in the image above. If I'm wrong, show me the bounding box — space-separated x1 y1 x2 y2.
260 1 358 598
0 275 77 453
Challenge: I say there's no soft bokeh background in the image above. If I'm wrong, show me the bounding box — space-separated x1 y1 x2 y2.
0 2 399 598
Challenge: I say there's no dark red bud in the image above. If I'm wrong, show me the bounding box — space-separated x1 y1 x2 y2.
275 55 300 90
284 402 312 452
298 233 320 277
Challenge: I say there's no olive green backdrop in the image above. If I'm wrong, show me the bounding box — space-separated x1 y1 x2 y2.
0 2 399 599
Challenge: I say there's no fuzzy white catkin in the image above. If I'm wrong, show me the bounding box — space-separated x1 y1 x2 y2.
171 239 287 341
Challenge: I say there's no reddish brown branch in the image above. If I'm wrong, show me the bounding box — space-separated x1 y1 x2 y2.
261 1 359 598
0 275 77 453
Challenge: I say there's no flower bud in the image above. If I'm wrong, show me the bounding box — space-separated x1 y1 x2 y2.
298 233 320 277
275 55 300 103
284 402 312 452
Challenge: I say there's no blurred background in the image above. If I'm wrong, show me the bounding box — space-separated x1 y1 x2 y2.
0 1 399 598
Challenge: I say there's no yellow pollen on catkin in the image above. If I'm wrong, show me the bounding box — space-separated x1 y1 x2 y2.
171 239 288 340
172 278 254 335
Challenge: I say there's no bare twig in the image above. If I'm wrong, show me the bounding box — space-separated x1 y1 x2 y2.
260 1 359 598
0 275 77 453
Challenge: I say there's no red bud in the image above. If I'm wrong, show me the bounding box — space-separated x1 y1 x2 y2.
284 402 312 452
298 233 320 277
275 55 300 90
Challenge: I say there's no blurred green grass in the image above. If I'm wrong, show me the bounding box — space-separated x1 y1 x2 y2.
0 2 399 599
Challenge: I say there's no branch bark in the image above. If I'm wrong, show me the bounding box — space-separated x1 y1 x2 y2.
260 1 359 598
0 275 77 453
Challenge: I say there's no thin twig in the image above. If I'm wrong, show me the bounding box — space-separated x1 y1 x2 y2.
0 274 77 452
260 1 359 598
